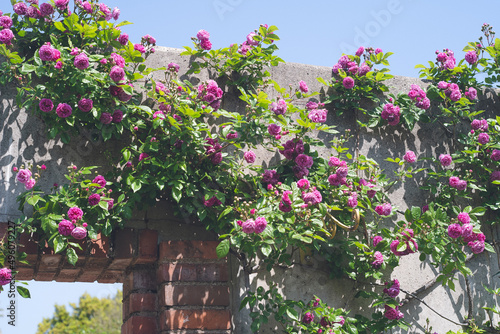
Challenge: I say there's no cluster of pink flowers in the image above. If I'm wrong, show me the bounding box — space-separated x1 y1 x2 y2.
390 229 418 256
204 196 222 207
294 154 313 178
403 150 417 163
279 190 293 212
299 80 308 93
15 167 36 190
470 118 490 145
268 123 282 140
306 100 328 123
437 81 470 102
435 48 456 70
301 187 322 207
109 85 132 102
439 153 452 167
0 268 12 286
262 169 280 186
270 99 287 115
408 85 430 110
280 139 304 161
302 312 314 324
328 157 348 186
243 151 256 164
39 42 61 62
449 176 467 191
332 52 371 78
204 138 223 165
238 216 267 234
465 50 478 65
372 251 384 268
167 62 180 73
58 206 87 239
197 80 224 111
383 279 400 298
384 304 404 320
381 102 401 126
359 178 377 199
302 297 345 330
447 212 485 254
196 29 212 51
236 31 261 56
375 202 392 216
0 11 15 44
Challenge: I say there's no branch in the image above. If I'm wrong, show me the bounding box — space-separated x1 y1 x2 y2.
399 287 469 327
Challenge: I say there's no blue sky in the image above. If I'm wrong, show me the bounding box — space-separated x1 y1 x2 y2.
1 0 500 333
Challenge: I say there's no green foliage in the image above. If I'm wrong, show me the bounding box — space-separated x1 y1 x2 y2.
182 24 284 91
0 0 162 142
36 290 122 334
3 3 500 332
320 48 393 120
16 165 129 265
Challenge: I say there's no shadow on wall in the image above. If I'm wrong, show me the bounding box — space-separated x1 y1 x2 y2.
0 84 125 222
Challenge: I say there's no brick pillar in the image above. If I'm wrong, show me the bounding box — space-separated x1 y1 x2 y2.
122 264 159 334
157 240 232 333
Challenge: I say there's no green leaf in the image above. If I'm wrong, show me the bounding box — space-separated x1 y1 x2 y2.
261 244 272 257
27 195 41 207
53 21 66 32
53 236 65 254
131 180 142 192
172 187 182 203
216 239 230 258
285 308 299 321
17 286 31 298
411 206 421 221
484 243 496 253
99 200 109 210
20 64 36 74
66 248 78 266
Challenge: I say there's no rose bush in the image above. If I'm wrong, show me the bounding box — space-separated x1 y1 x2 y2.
3 2 500 332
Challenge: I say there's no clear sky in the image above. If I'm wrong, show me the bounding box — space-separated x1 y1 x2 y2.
1 0 500 333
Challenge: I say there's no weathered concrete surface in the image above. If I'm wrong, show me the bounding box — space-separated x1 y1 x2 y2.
1 47 499 333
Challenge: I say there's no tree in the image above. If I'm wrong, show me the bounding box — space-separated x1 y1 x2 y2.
36 290 122 334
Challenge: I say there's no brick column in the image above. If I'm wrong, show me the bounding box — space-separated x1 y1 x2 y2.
157 240 232 333
122 264 159 334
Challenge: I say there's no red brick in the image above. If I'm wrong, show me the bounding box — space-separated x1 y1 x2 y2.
196 263 228 282
159 309 231 330
85 257 110 270
77 270 101 283
38 254 62 271
14 267 34 281
137 229 158 263
159 285 229 307
97 269 123 283
35 271 55 281
123 315 157 334
90 234 110 258
124 266 157 291
56 268 81 282
129 292 157 313
108 258 133 270
159 241 220 261
157 263 197 283
113 228 136 259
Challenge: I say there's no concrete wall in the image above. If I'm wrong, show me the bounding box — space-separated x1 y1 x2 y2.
1 46 499 333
